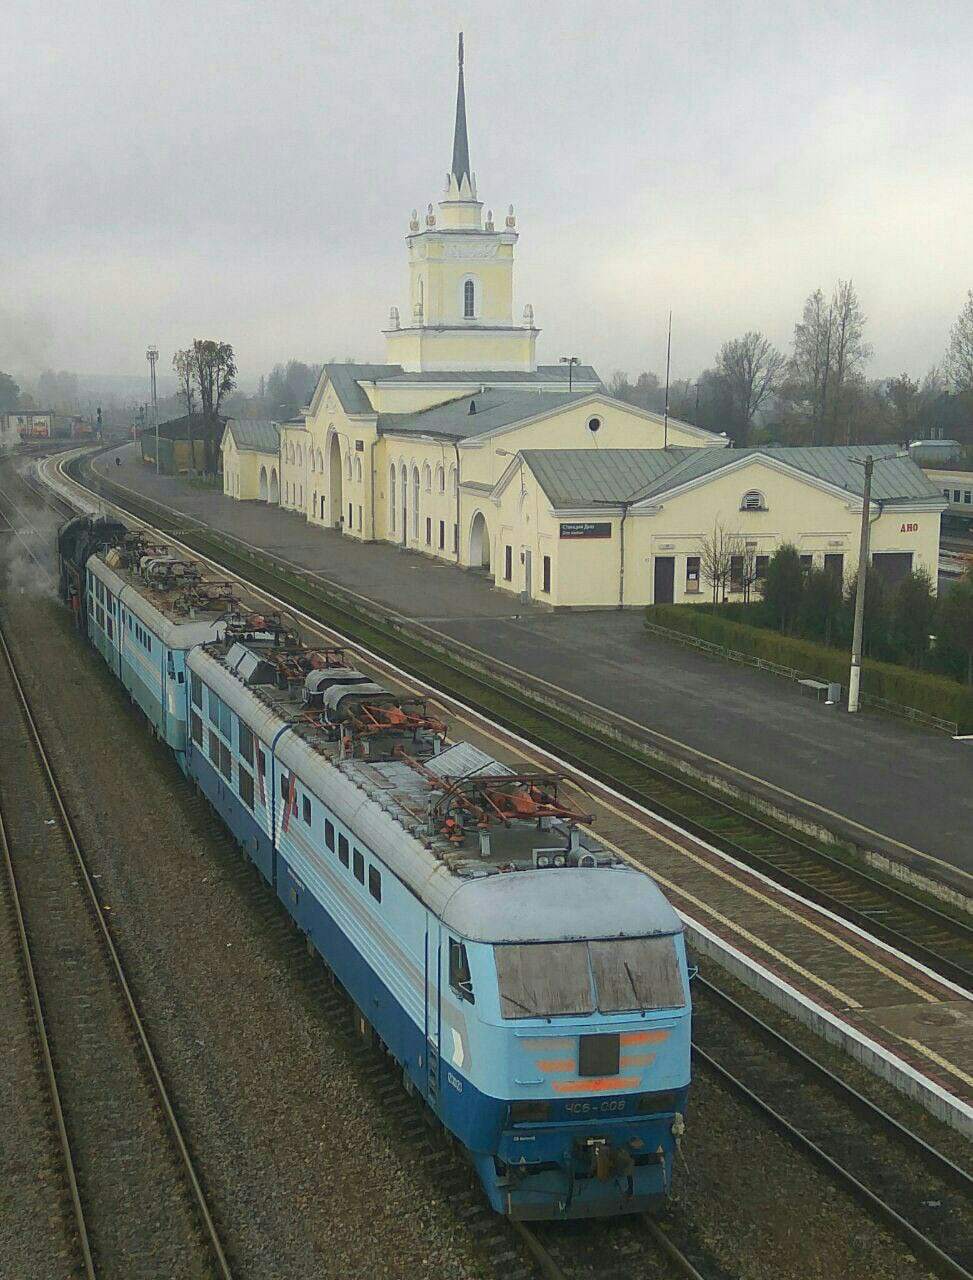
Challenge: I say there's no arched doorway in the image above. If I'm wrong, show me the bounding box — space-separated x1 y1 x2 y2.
389 465 396 534
269 467 280 504
469 511 490 570
400 463 408 544
328 434 343 529
259 466 268 501
411 466 420 541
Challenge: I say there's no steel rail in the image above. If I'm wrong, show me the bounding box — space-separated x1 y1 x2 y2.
0 622 234 1279
62 453 973 990
511 1218 710 1280
33 452 973 1275
693 1038 972 1280
0 770 96 1279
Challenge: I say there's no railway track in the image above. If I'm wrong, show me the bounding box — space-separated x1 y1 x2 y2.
513 1216 714 1280
12 451 973 1277
0 601 232 1278
60 450 973 993
692 975 973 1280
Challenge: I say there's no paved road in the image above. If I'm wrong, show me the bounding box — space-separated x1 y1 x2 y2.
91 445 973 876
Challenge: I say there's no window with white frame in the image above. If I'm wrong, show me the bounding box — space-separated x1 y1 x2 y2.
354 456 363 483
423 462 432 493
436 464 445 493
463 278 475 318
740 490 766 512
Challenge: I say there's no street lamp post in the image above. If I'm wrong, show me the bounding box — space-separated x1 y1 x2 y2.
559 355 580 392
146 346 159 475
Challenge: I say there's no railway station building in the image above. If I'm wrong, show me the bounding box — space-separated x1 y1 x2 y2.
221 36 945 606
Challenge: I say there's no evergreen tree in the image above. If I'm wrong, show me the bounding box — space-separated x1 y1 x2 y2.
763 545 804 632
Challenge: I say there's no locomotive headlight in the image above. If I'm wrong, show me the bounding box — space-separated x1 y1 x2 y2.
535 854 551 868
552 854 566 867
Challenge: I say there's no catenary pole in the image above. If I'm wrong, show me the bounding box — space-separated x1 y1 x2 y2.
663 310 672 448
847 453 874 714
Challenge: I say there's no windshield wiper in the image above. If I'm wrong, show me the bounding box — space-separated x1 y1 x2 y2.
624 961 646 1014
501 992 535 1016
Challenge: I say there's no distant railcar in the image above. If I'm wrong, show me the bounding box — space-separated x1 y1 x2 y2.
57 515 692 1219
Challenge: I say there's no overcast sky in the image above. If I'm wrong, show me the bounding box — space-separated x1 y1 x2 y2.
3 0 972 388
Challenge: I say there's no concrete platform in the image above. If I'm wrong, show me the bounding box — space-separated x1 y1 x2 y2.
43 447 973 1134
89 444 973 887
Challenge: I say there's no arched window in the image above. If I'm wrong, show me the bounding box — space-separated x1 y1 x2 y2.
448 464 457 495
389 465 396 531
463 278 475 318
422 462 432 493
412 466 420 539
345 451 352 480
287 442 294 464
740 490 766 512
310 451 316 473
316 448 323 473
436 464 445 493
354 456 363 483
296 444 303 468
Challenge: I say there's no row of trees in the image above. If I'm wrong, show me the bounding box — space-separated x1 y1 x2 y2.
699 537 973 684
610 287 973 449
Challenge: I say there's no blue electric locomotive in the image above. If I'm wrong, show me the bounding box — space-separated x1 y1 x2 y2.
58 519 692 1219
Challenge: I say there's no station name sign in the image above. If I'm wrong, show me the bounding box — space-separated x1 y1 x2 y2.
559 521 612 539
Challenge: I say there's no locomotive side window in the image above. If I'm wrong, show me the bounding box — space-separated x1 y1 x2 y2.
368 866 382 902
338 834 349 867
238 723 254 766
353 848 364 883
495 942 593 1018
325 820 335 851
449 938 475 1004
239 768 254 810
588 937 684 1012
302 795 312 825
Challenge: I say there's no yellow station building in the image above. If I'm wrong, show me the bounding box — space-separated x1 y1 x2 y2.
223 36 945 607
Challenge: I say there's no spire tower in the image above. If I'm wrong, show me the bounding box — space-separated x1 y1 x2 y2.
385 33 537 372
444 32 476 202
451 33 472 192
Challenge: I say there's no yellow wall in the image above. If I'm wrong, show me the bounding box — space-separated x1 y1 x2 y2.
483 455 942 609
460 396 723 488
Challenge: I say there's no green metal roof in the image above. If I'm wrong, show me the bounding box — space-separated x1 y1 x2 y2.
378 389 591 440
520 446 946 508
226 419 279 454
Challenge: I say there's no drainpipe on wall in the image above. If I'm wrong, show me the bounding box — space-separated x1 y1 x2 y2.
618 502 630 609
453 441 461 563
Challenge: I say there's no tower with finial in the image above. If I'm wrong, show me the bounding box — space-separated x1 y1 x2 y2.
384 33 538 373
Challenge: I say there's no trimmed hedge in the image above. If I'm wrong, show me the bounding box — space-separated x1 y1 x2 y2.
645 604 973 732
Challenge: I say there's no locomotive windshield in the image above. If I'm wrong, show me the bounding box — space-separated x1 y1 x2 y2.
495 936 684 1019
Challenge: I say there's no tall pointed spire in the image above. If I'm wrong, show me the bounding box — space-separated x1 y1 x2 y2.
450 32 472 194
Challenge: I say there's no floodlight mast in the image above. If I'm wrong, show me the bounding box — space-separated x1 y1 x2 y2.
146 345 159 475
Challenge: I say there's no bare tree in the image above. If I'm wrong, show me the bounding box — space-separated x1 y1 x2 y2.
789 281 870 443
699 521 744 603
945 290 973 392
189 339 237 475
172 348 197 470
716 332 785 443
828 280 870 442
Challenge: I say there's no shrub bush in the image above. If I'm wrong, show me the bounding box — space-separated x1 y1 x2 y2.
644 604 973 730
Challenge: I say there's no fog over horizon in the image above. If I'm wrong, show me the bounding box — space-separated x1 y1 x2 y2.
3 0 972 387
